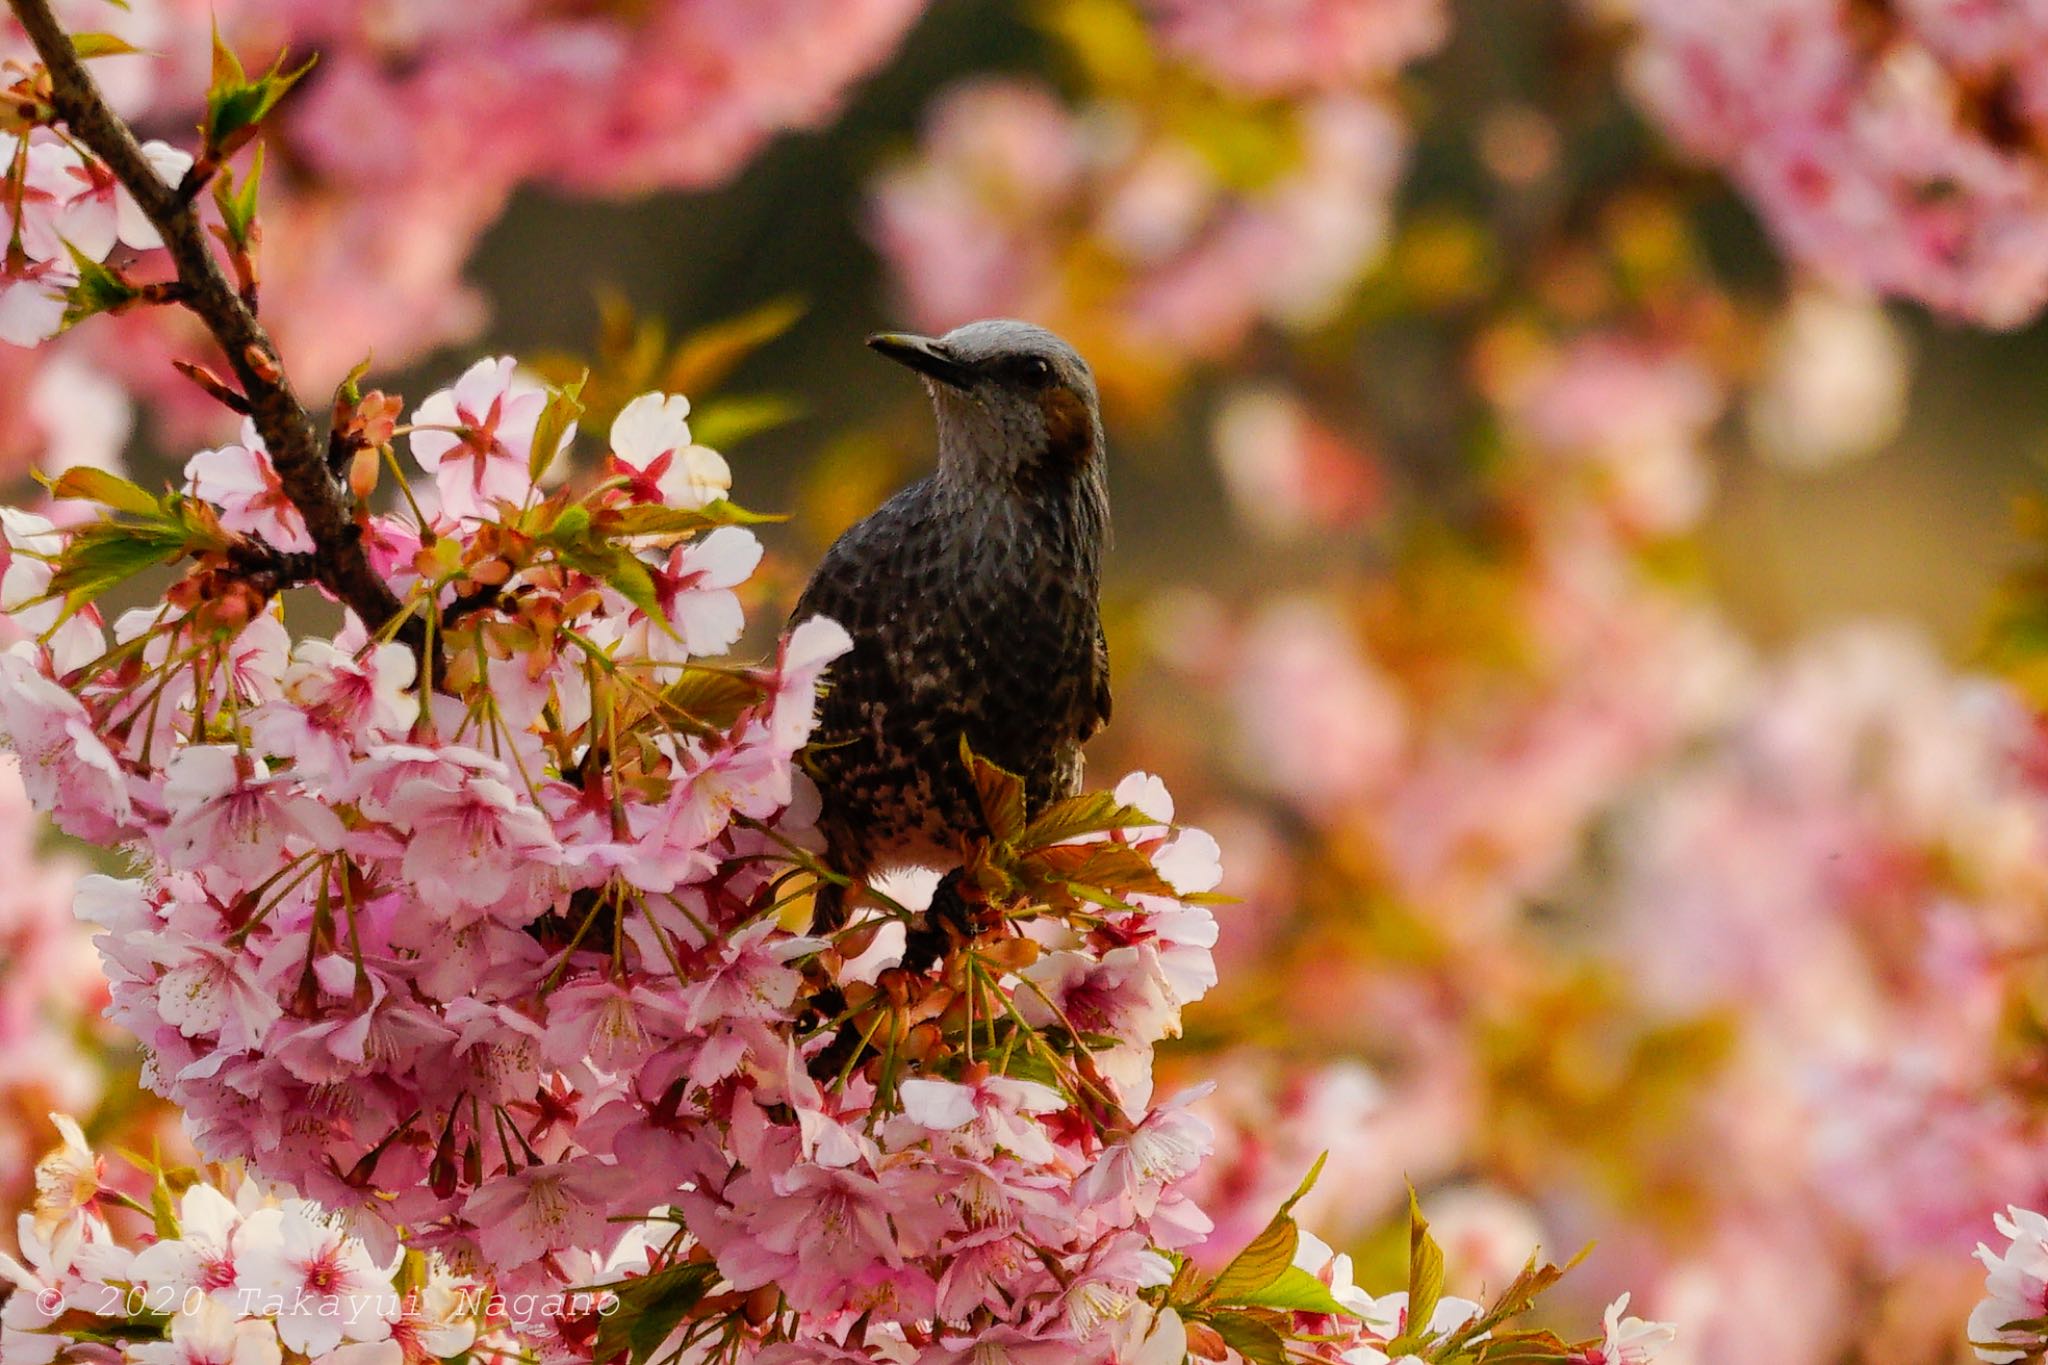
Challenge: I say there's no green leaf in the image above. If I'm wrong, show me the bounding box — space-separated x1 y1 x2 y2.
1394 1187 1447 1354
1229 1265 1355 1316
688 393 802 449
587 1262 716 1365
70 32 146 59
204 42 316 155
148 1166 179 1240
1056 882 1147 915
663 666 770 729
560 542 663 623
961 740 1027 843
1023 841 1177 897
544 504 593 543
531 371 587 481
60 245 138 328
696 498 783 526
47 523 188 614
211 144 263 249
604 505 726 540
1489 1254 1571 1322
1473 1328 1578 1364
622 1282 706 1363
1435 1248 1582 1360
1208 1214 1299 1305
1276 1152 1328 1219
662 296 806 395
989 1041 1063 1091
44 466 161 519
57 1317 171 1346
166 492 235 553
1207 1312 1287 1365
208 18 246 88
1015 791 1159 850
605 500 781 539
336 353 373 408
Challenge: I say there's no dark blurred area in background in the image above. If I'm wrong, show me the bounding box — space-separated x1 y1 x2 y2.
461 0 2045 659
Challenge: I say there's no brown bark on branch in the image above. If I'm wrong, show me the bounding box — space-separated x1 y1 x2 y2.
7 0 416 648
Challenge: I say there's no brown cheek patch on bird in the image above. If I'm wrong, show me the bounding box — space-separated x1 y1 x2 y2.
1038 388 1097 470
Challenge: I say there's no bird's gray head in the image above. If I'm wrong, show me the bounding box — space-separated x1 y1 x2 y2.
867 319 1103 491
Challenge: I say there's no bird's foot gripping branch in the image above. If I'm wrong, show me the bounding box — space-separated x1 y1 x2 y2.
0 6 1671 1363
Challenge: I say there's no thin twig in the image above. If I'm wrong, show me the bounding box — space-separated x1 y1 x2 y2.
6 0 418 651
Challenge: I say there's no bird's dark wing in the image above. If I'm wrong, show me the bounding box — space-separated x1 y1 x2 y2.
789 520 891 745
790 480 930 640
788 481 947 758
1081 619 1111 740
790 533 872 640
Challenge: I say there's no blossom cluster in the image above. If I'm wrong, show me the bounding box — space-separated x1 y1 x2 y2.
0 8 1711 1359
1971 1205 2048 1363
868 0 1444 406
1124 309 2046 1362
0 759 108 1213
1208 327 1746 930
2 1115 494 1365
1586 621 2048 1356
1616 0 2048 327
5 1116 1677 1365
4 358 835 1286
0 126 189 350
0 311 1684 1363
0 315 1569 1360
1142 0 1446 98
0 0 932 484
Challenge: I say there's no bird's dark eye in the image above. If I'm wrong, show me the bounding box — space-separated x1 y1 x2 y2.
1020 356 1055 387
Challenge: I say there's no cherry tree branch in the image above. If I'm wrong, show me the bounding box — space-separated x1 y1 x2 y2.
7 0 415 645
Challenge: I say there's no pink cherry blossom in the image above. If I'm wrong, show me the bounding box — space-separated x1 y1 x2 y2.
0 131 189 353
159 746 345 887
1575 1295 1678 1365
1972 1206 2048 1363
131 1182 255 1304
185 427 315 554
623 525 762 664
682 919 820 1029
379 762 560 917
408 357 553 522
461 1159 623 1273
608 391 731 510
1076 1087 1215 1223
1619 0 2048 326
231 1202 400 1356
0 259 70 350
0 508 64 634
248 641 419 780
149 941 282 1053
1020 946 1178 1060
127 1298 283 1365
0 648 135 842
898 1073 1066 1163
1144 0 1448 96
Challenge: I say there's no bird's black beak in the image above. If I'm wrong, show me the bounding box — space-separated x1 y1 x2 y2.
867 332 975 390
